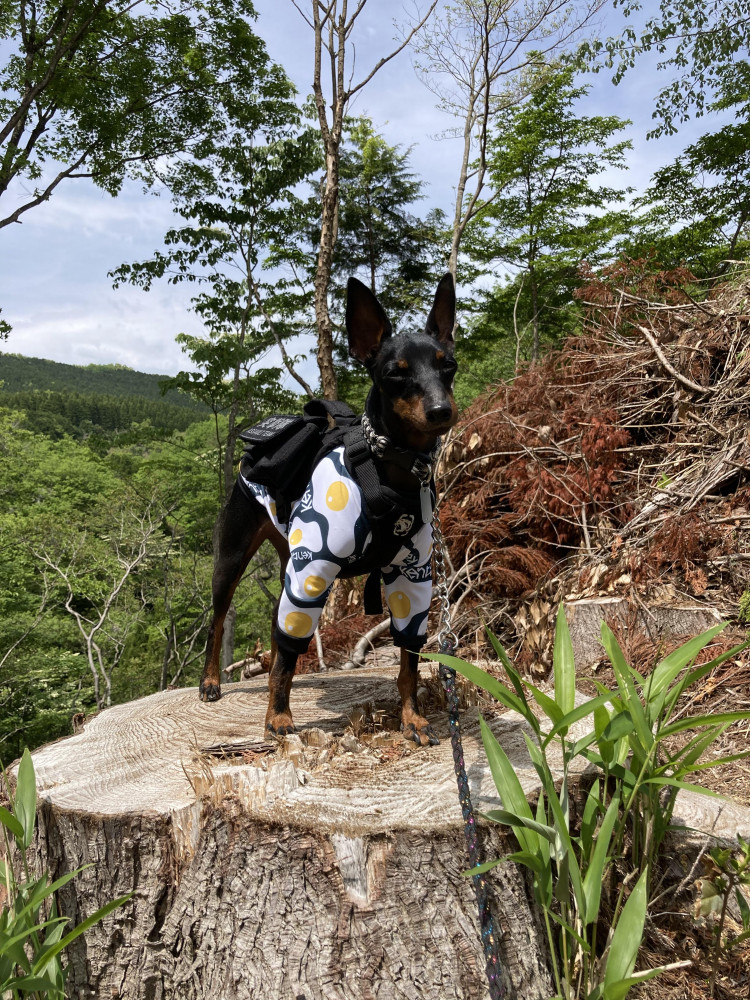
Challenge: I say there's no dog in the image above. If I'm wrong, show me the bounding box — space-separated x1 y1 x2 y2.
199 273 458 746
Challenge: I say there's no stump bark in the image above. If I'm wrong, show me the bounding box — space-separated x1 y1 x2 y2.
28 663 559 1000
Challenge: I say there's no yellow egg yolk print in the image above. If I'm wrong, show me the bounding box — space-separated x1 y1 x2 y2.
325 481 349 511
388 591 411 620
284 611 313 636
303 575 327 597
289 528 303 546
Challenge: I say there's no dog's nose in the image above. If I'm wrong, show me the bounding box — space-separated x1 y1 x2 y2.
425 401 453 424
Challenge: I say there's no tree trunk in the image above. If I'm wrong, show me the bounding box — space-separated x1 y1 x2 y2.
28 663 556 999
314 147 341 400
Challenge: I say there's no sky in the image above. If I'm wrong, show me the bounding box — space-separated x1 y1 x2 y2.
0 0 730 382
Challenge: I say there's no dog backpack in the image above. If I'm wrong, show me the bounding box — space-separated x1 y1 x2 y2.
237 399 359 526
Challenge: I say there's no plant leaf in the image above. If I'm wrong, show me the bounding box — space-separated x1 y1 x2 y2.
15 749 36 850
603 868 648 992
479 716 538 854
582 792 621 925
553 605 576 719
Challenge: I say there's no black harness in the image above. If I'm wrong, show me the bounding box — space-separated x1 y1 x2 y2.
237 398 436 614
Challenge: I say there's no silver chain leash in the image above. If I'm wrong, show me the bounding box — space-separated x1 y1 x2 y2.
431 493 507 998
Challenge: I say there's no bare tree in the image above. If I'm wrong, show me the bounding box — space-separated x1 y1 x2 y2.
292 0 439 399
414 0 607 278
34 498 166 708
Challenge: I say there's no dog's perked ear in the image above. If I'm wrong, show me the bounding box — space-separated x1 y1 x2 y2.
424 272 456 353
346 277 393 365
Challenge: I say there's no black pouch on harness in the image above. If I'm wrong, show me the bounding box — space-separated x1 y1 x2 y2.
238 400 358 524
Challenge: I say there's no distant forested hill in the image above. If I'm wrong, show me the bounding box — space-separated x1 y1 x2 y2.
0 353 200 408
0 353 207 445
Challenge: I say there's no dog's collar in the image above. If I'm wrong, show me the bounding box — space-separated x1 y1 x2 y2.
360 413 437 487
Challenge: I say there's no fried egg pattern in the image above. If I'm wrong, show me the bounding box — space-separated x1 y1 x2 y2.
241 445 432 650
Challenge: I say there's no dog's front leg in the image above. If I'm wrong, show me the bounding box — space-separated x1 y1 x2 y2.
397 648 439 746
265 645 299 735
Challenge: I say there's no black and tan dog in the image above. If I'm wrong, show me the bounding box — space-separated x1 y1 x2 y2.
199 274 458 746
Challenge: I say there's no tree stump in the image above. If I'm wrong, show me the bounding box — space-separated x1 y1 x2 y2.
29 664 559 1000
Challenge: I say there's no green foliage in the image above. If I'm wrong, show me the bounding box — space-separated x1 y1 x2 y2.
0 0 278 228
622 75 750 276
112 54 315 492
698 835 750 996
333 117 449 331
431 612 750 999
1 750 132 997
0 354 201 407
464 65 632 361
329 117 449 405
3 389 205 448
739 591 750 625
592 1 750 137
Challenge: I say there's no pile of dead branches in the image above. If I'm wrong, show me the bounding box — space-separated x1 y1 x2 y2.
435 259 750 666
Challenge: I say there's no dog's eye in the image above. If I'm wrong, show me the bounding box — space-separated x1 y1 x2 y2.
441 360 457 381
383 365 409 381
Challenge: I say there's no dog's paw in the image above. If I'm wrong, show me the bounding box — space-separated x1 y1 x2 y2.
199 680 222 702
266 713 296 737
401 721 440 747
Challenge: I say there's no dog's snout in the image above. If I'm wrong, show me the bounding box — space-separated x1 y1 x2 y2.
425 400 453 425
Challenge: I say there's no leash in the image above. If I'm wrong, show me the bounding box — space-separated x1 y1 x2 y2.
432 501 507 999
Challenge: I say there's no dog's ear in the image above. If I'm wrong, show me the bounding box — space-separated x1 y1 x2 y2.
424 272 456 352
346 277 393 365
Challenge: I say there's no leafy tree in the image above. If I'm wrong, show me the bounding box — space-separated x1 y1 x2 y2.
597 0 750 136
465 67 632 361
334 118 447 324
413 0 607 276
292 0 438 398
330 118 448 406
113 75 314 499
623 88 750 276
0 0 280 230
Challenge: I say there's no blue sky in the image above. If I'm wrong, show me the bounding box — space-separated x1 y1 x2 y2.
0 0 728 380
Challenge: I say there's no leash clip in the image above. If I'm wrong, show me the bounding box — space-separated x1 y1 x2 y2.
410 456 432 485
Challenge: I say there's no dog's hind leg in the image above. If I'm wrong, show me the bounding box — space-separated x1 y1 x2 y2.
200 483 282 702
397 648 440 746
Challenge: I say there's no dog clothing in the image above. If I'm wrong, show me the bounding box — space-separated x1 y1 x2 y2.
240 445 432 654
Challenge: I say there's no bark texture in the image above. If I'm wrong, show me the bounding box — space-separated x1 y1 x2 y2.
29 665 558 1000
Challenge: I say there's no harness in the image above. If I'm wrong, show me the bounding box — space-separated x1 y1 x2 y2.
237 397 436 612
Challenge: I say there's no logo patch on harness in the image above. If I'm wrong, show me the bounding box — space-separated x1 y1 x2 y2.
393 513 415 536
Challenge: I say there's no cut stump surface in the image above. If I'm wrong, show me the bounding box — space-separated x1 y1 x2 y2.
30 665 559 1000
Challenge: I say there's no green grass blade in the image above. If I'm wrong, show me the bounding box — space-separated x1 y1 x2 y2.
546 694 616 742
479 716 538 854
600 624 653 750
482 809 557 843
553 605 576 718
523 680 564 727
15 749 36 850
648 625 727 701
582 792 621 925
660 710 750 738
462 858 504 877
603 868 648 993
0 805 24 842
31 893 133 972
429 652 532 722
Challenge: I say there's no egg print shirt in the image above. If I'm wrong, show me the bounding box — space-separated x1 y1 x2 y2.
240 446 433 654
